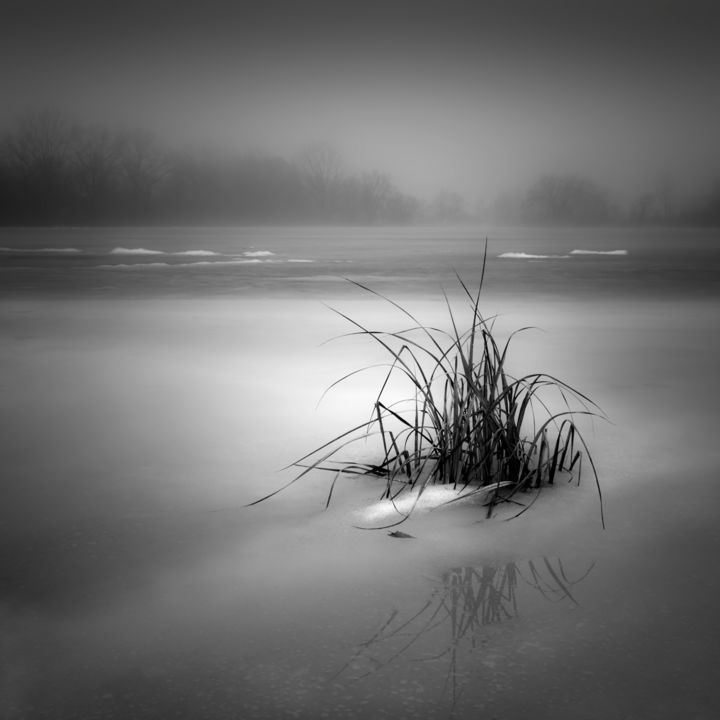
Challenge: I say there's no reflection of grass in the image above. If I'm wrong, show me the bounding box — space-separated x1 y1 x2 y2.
250 243 603 526
335 558 595 708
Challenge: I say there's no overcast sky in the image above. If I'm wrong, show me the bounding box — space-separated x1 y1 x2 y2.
2 0 719 203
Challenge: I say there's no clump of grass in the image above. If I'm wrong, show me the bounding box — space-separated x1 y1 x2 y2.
250 245 604 527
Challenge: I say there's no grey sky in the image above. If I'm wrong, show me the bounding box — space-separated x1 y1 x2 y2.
2 0 719 203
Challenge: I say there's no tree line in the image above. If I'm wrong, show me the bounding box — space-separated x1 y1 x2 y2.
0 110 419 225
2 109 719 226
488 173 720 226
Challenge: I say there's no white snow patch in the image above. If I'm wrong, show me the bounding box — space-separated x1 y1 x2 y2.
243 250 275 257
172 250 221 256
110 247 165 255
570 249 628 255
356 482 515 525
499 252 571 259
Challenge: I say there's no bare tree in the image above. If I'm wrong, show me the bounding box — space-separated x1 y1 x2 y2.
523 174 610 224
629 193 658 223
297 141 343 218
357 171 393 222
117 129 169 216
71 124 123 218
0 108 71 221
654 171 676 222
1 108 69 176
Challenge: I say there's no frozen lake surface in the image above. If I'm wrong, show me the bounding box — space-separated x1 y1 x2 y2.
2 225 720 718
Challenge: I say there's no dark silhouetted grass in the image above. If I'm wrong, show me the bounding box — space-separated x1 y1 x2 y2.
249 244 604 526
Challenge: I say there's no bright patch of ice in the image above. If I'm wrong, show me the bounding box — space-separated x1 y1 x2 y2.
177 259 262 266
356 482 515 525
243 250 275 257
570 249 628 255
499 252 571 259
110 247 165 255
97 258 262 269
287 258 314 263
172 250 221 256
0 246 81 253
97 262 170 269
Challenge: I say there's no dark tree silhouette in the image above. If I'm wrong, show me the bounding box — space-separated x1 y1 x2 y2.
296 141 343 219
523 174 611 224
71 124 123 221
0 109 72 222
690 180 720 225
117 129 169 219
654 171 676 222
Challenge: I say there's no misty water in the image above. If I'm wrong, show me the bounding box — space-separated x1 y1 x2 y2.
2 226 720 719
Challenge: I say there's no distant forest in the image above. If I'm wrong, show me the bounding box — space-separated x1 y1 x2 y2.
0 109 419 226
2 109 720 226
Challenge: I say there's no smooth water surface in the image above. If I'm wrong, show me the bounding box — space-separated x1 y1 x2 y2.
2 226 720 719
